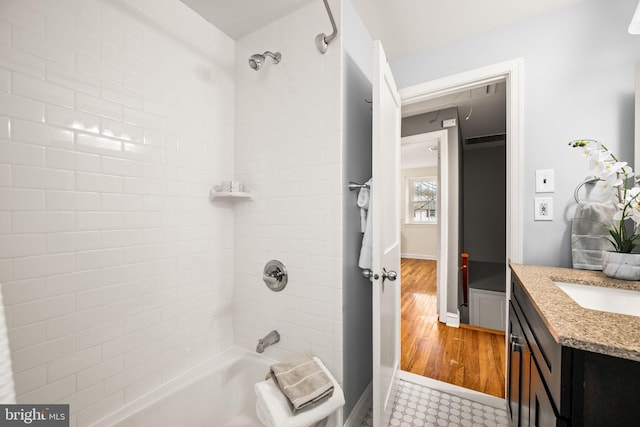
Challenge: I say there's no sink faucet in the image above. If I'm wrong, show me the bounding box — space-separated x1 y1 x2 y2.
256 330 280 353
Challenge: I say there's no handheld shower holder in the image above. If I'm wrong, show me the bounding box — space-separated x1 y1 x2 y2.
316 0 337 54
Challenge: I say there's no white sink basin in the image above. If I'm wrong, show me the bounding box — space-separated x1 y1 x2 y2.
554 282 640 317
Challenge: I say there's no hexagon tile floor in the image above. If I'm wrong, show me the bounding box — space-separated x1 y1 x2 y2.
360 379 509 427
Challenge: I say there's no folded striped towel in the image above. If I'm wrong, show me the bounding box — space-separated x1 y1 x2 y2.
255 356 344 427
269 352 334 413
572 201 616 270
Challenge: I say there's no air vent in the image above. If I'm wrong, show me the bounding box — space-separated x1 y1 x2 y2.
464 133 506 145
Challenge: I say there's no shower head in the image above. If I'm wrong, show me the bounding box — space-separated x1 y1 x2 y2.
248 54 263 70
248 51 281 71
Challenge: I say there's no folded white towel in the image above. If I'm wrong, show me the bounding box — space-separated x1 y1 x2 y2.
358 179 373 270
255 357 344 427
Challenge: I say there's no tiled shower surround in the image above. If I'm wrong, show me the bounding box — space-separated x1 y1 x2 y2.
0 0 347 425
0 0 238 425
233 0 343 379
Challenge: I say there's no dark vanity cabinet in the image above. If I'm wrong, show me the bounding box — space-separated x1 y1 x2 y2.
508 294 566 427
507 303 530 427
507 275 640 427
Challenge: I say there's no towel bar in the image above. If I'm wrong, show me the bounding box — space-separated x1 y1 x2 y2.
574 176 603 203
348 182 370 191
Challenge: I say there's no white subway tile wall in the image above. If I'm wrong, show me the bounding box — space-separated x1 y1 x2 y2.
0 0 235 425
234 0 344 383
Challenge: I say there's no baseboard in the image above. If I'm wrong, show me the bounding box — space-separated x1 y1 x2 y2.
400 253 436 260
344 381 372 427
399 370 506 410
445 311 460 328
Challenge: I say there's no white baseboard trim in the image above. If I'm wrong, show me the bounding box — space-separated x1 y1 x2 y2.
445 311 460 328
400 253 436 260
399 370 506 410
344 381 372 427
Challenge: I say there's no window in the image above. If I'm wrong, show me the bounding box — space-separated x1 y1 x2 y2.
407 177 437 224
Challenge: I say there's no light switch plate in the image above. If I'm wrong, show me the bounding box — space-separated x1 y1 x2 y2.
536 169 554 193
534 197 553 221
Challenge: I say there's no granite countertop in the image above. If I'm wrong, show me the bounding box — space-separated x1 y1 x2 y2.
510 264 640 362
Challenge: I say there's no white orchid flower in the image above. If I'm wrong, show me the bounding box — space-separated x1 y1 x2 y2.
613 209 625 222
631 202 640 224
589 150 611 171
598 172 623 189
622 167 636 178
579 141 597 156
601 161 628 177
570 139 640 253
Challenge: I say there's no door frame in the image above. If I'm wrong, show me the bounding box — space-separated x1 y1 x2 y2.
399 130 449 322
398 59 524 390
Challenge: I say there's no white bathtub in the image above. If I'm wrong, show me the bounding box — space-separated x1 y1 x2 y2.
91 346 273 427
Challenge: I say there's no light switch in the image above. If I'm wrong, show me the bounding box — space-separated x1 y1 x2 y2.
536 169 554 193
534 197 553 221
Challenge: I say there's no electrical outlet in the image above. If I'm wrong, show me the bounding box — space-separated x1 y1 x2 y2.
534 197 553 221
536 169 554 193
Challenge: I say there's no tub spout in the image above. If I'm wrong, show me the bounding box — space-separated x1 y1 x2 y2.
256 330 280 353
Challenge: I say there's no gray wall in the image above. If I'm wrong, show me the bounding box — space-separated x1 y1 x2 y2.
342 0 373 419
392 0 640 267
402 108 461 313
463 145 506 264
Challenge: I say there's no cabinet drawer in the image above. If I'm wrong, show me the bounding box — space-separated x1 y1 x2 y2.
512 278 571 417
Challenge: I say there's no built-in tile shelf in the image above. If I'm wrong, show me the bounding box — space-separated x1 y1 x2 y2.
209 189 253 201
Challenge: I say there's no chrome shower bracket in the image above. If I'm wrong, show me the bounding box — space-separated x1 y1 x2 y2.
263 51 281 65
263 260 288 292
316 0 337 54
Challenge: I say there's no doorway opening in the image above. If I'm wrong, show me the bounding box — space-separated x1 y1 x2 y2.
397 59 524 399
399 82 507 397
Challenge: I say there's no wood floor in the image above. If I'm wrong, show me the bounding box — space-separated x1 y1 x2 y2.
400 258 506 399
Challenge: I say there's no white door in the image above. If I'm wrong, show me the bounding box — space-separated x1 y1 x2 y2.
371 40 402 427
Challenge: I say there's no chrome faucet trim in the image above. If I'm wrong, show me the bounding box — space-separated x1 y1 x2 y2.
256 330 280 353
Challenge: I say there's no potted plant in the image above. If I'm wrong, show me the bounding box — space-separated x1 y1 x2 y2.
570 139 640 280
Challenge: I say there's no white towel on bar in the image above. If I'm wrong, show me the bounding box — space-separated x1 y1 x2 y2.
571 201 617 270
358 179 373 269
255 357 344 427
356 180 371 233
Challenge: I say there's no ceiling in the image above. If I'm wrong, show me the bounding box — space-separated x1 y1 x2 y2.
180 0 315 40
401 81 507 169
181 0 587 60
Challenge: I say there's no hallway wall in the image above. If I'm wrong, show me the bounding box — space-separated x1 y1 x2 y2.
342 0 374 418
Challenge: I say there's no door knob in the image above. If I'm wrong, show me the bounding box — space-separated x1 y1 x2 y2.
382 268 397 282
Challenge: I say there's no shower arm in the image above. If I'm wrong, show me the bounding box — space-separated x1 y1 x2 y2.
316 0 338 54
263 51 281 64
